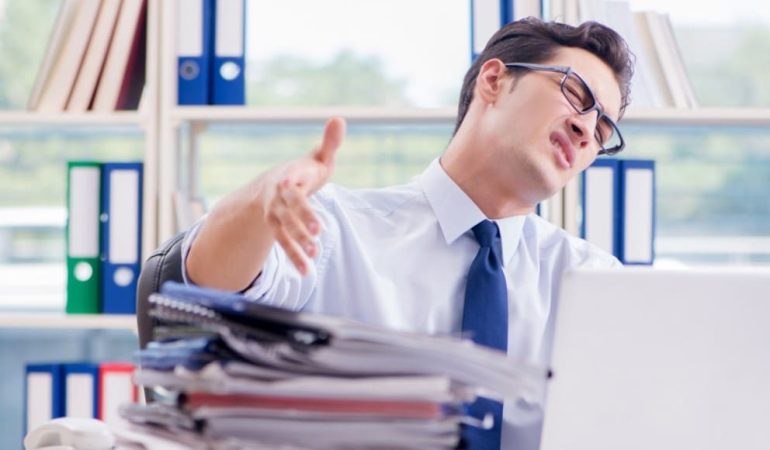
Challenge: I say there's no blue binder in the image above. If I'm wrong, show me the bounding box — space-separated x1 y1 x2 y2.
25 364 64 436
63 363 100 417
470 0 512 61
619 160 656 265
211 0 245 105
581 159 622 258
511 0 543 20
100 162 143 314
177 0 214 105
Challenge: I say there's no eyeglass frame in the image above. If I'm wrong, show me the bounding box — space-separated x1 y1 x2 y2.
503 62 625 156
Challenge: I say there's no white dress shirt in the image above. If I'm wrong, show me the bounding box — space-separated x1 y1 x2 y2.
182 158 620 450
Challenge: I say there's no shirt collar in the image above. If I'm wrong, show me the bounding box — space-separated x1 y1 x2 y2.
418 158 525 267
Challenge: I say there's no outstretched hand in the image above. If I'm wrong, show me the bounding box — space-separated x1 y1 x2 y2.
263 117 346 275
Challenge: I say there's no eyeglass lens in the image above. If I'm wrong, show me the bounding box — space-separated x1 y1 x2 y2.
561 72 621 151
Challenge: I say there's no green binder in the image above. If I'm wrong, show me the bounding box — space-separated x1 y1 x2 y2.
66 161 102 314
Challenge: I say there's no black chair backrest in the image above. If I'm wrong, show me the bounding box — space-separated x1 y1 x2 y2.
135 232 186 351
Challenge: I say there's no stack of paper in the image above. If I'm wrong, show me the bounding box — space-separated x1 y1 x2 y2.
124 282 548 449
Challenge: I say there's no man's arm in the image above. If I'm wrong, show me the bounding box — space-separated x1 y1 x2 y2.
186 117 346 291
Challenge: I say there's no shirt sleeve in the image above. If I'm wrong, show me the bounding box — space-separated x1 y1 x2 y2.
180 191 339 312
578 245 623 269
180 215 207 286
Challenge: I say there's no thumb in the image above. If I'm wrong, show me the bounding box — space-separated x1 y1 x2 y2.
312 117 346 167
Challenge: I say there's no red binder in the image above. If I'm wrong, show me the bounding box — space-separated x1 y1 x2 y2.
98 363 137 426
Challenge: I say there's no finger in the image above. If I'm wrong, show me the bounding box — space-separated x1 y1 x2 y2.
279 178 321 236
273 224 310 275
312 117 346 167
275 186 319 260
281 164 320 195
266 187 315 254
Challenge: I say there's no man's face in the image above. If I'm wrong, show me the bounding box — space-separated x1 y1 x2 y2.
480 46 623 204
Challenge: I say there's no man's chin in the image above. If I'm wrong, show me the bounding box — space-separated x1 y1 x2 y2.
531 168 565 201
509 158 565 204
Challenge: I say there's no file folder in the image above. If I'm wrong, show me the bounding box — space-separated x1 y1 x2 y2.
25 364 64 436
63 363 100 418
66 161 102 314
68 0 123 111
619 160 655 265
101 162 143 314
150 282 549 401
177 0 214 105
92 0 147 111
28 0 80 110
581 159 621 257
99 363 137 427
211 0 245 105
36 0 101 112
470 0 509 61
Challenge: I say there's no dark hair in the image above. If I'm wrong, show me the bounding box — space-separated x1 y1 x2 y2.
454 18 634 134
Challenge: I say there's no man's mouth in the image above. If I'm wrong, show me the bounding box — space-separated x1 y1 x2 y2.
550 131 575 170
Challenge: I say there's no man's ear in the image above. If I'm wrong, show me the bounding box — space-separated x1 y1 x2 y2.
475 59 508 103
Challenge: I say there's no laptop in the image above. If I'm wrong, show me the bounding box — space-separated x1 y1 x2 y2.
540 268 770 450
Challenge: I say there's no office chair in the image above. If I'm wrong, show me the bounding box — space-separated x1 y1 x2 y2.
135 232 186 351
135 231 187 403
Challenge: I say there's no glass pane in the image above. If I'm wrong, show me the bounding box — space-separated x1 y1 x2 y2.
622 123 770 266
0 125 144 310
195 122 454 205
0 0 61 109
628 0 770 107
246 0 469 108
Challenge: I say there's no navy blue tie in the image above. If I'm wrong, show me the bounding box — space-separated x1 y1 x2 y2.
462 220 508 450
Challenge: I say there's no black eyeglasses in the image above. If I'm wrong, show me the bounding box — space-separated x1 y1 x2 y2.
504 62 625 156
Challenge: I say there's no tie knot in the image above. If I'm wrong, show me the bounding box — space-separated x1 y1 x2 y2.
472 220 500 248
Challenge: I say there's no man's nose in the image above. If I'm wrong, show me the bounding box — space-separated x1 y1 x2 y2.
566 114 596 149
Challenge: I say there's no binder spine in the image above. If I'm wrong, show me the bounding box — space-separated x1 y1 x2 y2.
177 0 214 105
101 162 143 314
619 159 656 265
470 0 511 61
580 158 622 258
211 0 245 105
63 363 100 417
98 363 137 426
25 363 64 436
66 161 103 314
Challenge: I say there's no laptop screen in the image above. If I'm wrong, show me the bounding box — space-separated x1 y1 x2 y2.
540 267 770 450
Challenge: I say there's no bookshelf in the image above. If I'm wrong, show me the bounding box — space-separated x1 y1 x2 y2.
0 111 146 126
150 0 770 245
0 1 161 329
0 313 136 331
169 106 770 126
170 106 460 124
3 1 767 311
156 104 770 242
622 108 770 126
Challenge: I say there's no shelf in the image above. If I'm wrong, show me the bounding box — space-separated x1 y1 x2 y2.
171 106 458 124
623 107 770 126
0 111 146 126
171 106 770 127
0 313 137 331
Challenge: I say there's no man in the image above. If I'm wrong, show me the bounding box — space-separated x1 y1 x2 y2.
183 18 632 450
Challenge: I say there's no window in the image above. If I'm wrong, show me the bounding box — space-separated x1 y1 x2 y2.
0 126 143 310
623 124 770 266
194 122 453 205
245 0 469 108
